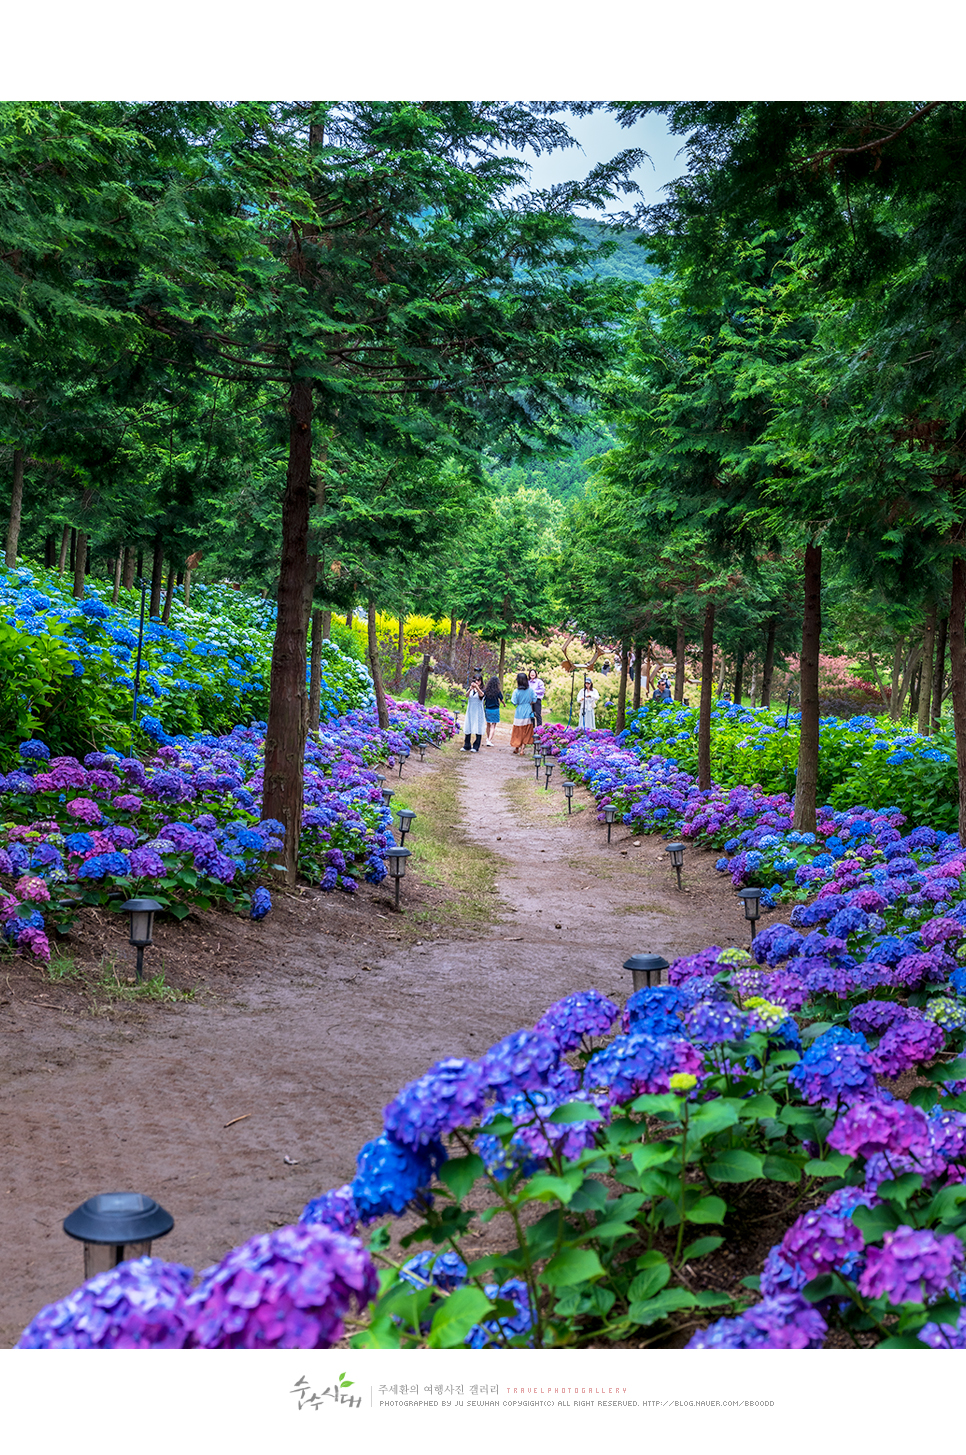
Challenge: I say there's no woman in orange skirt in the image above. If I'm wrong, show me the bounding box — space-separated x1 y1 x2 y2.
509 671 536 753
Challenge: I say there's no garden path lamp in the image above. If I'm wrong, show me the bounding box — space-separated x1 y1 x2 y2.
398 748 410 779
64 1191 173 1280
397 808 416 845
381 786 395 808
376 774 386 787
666 842 686 890
563 782 574 814
544 761 554 790
604 805 618 844
384 846 412 910
120 898 162 984
534 752 544 783
783 689 793 730
418 744 426 763
737 886 762 947
623 953 669 994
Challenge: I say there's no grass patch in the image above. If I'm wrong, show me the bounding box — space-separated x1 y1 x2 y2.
46 953 193 1004
391 752 504 928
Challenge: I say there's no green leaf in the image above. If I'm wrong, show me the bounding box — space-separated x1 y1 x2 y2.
589 1219 636 1241
542 1247 605 1287
852 1202 902 1243
877 1334 929 1349
427 1286 495 1348
875 1173 923 1207
761 1153 803 1183
627 1261 671 1302
800 1021 835 1042
804 1152 851 1177
680 1235 724 1261
801 1274 836 1303
629 1092 683 1117
686 1195 728 1225
483 1115 515 1137
693 1291 733 1308
926 1057 966 1084
439 1153 484 1201
908 1086 940 1111
688 1100 740 1139
547 1101 603 1124
627 1288 697 1327
569 1179 610 1213
523 1172 581 1205
703 1148 765 1182
736 1092 779 1119
631 1141 677 1174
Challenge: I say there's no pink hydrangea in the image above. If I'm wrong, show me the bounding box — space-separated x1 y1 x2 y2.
14 876 50 904
65 798 101 825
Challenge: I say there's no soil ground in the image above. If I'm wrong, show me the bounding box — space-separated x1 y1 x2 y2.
0 728 766 1347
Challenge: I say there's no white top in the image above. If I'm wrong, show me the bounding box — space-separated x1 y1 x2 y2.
577 686 599 731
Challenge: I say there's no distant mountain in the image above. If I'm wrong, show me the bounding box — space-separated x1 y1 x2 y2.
573 218 660 287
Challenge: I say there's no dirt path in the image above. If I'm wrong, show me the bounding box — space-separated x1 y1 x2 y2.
0 732 751 1346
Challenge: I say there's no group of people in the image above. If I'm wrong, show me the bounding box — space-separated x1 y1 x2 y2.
461 668 546 752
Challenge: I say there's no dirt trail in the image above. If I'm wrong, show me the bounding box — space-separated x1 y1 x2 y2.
0 731 750 1346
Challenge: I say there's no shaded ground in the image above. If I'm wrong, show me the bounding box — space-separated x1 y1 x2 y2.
0 728 761 1347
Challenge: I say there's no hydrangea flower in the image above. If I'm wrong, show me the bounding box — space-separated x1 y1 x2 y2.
874 1017 945 1078
585 1031 703 1103
685 1000 749 1045
777 1208 865 1281
787 1036 879 1108
383 1058 487 1147
465 1278 534 1347
399 1250 468 1293
534 989 618 1050
857 1226 965 1306
299 1184 359 1235
827 1099 932 1163
351 1133 444 1221
17 1257 194 1348
686 1293 826 1349
480 1029 560 1095
250 886 272 920
186 1225 378 1348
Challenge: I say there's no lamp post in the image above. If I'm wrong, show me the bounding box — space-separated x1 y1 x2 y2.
666 842 686 890
398 748 409 779
544 761 554 790
64 1192 174 1280
737 886 762 947
563 781 574 813
534 752 544 784
397 808 416 845
384 846 412 910
418 744 426 763
783 689 793 730
119 898 162 983
381 786 394 808
603 805 617 844
623 953 669 994
376 774 386 787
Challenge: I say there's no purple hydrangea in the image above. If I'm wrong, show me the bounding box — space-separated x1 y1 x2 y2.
585 1031 703 1103
849 1000 907 1039
16 1257 194 1348
787 1036 879 1109
686 1293 827 1349
534 989 619 1050
828 1098 932 1163
480 1029 560 1095
299 1184 359 1235
685 1000 749 1045
186 1224 379 1348
778 1208 865 1281
383 1058 487 1147
857 1226 965 1306
874 1017 945 1078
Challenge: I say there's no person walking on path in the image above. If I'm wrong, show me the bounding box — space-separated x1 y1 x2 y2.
463 674 486 752
483 675 504 745
509 671 536 753
528 668 546 727
576 675 600 732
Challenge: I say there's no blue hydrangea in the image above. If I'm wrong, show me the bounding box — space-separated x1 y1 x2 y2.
465 1278 534 1348
480 1029 559 1095
399 1251 467 1293
350 1134 444 1221
533 989 618 1051
686 1000 750 1045
383 1059 487 1148
250 887 272 921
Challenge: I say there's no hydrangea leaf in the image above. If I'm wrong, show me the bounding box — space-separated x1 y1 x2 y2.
627 1288 698 1326
703 1149 765 1182
547 1101 603 1124
427 1286 495 1349
439 1154 484 1202
541 1248 605 1287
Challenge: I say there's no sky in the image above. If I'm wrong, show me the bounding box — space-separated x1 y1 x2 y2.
510 109 687 217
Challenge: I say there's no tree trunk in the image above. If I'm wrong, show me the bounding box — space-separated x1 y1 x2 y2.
761 616 777 709
263 375 314 885
112 552 123 605
616 637 630 732
346 610 353 629
749 662 758 709
69 527 76 574
122 547 135 591
498 635 506 688
149 534 164 618
72 530 88 600
394 610 405 691
674 621 686 701
457 619 466 643
136 547 144 581
161 561 176 624
792 542 822 833
4 448 24 567
716 652 727 697
322 610 331 640
57 524 70 575
698 602 715 790
932 614 948 732
309 607 323 732
732 649 744 706
44 533 55 569
448 612 458 663
632 640 643 712
184 569 192 608
417 652 431 706
367 597 390 730
950 554 966 844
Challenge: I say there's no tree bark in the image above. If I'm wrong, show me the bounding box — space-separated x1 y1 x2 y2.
149 534 164 618
674 622 686 701
122 547 135 591
394 610 405 691
632 639 643 712
950 553 966 844
698 602 715 790
44 533 55 568
448 612 458 664
161 561 176 624
732 649 744 705
417 652 431 705
498 635 506 688
792 542 822 833
112 552 123 605
5 448 24 567
57 525 70 575
263 375 314 885
760 616 777 709
932 614 948 732
309 607 323 732
716 652 727 697
368 597 390 729
616 637 630 732
136 548 144 581
184 569 192 608
72 530 88 600
69 527 76 574
322 610 331 640
346 610 353 629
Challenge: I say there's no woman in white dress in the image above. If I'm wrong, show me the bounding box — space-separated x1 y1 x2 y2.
462 675 486 751
576 676 600 732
